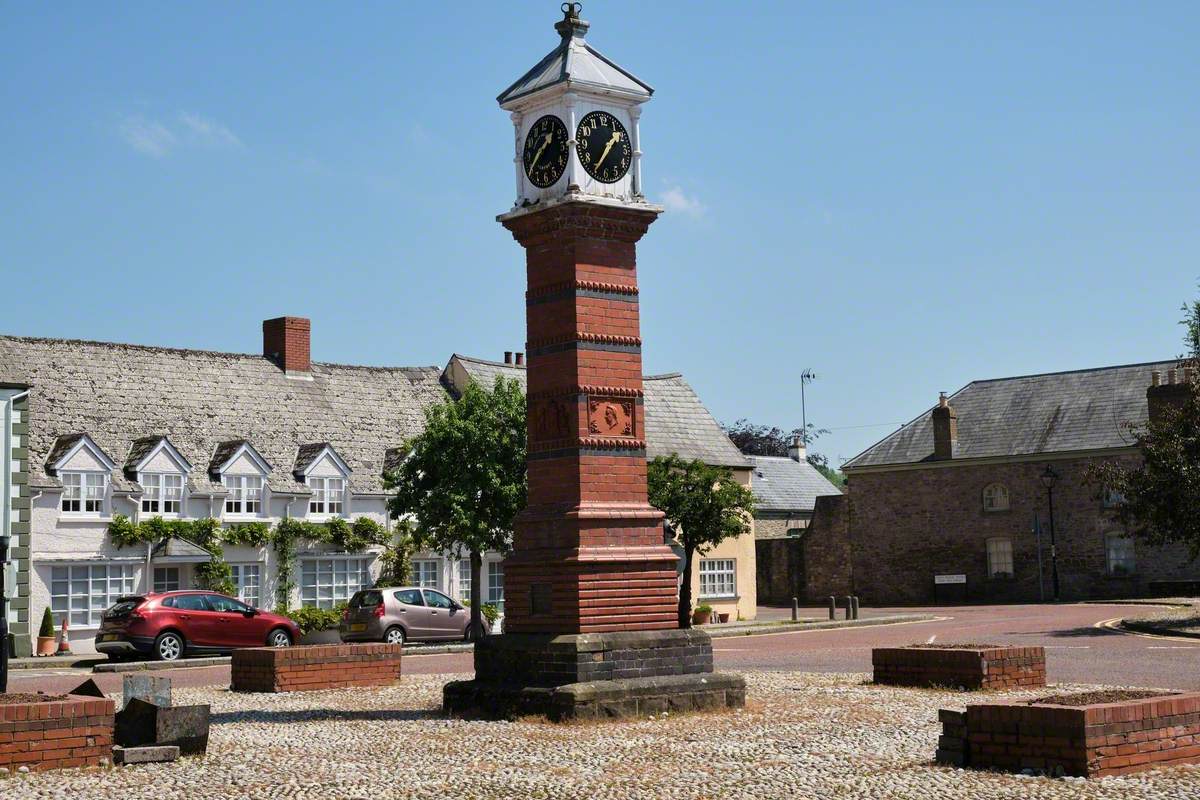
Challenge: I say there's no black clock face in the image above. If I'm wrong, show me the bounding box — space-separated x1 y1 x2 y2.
523 115 569 188
576 111 632 184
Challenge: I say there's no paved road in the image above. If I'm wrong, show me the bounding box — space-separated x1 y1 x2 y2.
9 602 1196 695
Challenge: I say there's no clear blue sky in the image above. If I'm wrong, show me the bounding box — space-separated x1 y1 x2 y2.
3 2 1197 466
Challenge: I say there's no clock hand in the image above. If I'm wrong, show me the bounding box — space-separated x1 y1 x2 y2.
529 133 553 169
593 130 622 171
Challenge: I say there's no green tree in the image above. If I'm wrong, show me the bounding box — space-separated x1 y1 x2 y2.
1089 294 1200 556
384 377 526 639
647 454 755 628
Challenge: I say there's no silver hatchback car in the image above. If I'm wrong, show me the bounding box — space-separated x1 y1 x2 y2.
339 586 487 645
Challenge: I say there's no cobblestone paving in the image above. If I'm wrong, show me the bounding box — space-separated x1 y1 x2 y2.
2 673 1198 799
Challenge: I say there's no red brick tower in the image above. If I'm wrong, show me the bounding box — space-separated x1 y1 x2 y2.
444 4 744 720
501 203 678 634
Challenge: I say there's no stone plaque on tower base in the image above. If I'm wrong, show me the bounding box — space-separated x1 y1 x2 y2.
443 629 744 721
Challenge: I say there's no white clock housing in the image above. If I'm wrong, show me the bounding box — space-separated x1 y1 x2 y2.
498 3 652 209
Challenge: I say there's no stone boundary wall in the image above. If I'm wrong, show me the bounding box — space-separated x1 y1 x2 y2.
872 646 1046 690
0 697 114 771
936 692 1200 777
231 643 402 693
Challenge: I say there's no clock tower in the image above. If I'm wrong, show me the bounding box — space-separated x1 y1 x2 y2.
444 3 744 720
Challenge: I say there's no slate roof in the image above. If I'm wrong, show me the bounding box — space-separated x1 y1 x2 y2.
747 456 842 514
293 442 331 476
497 11 652 105
124 436 165 474
0 335 448 496
445 355 749 469
150 536 213 562
843 360 1178 470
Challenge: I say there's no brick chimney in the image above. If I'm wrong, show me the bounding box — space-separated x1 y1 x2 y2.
1147 366 1194 423
932 392 957 460
787 434 806 463
515 352 524 366
263 317 311 377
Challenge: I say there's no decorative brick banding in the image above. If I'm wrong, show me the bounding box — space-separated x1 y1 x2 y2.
231 643 403 693
936 691 1200 777
872 645 1046 690
0 697 115 772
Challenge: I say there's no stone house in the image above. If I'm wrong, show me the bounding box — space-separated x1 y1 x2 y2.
0 319 754 654
441 354 758 624
749 437 842 605
806 360 1200 604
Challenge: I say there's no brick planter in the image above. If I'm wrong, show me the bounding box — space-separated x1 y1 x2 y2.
0 697 115 772
872 645 1046 690
936 691 1200 777
231 643 403 693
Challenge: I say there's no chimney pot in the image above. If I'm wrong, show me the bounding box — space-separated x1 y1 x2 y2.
262 317 311 375
515 352 524 366
504 351 513 364
1168 368 1178 385
787 435 806 463
1151 370 1162 387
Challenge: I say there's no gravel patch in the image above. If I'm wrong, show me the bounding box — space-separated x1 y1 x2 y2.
1 672 1198 799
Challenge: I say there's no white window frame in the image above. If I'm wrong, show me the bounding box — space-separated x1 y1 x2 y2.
982 483 1010 512
61 472 107 515
487 561 504 608
299 556 372 609
1105 532 1136 576
457 558 471 602
410 559 439 589
141 472 184 516
986 537 1014 578
153 566 181 593
230 563 263 607
307 477 346 517
699 559 736 599
223 475 263 516
49 562 137 629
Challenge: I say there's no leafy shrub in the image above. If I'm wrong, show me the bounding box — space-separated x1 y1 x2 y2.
463 600 501 625
285 604 348 636
694 604 714 614
39 606 56 637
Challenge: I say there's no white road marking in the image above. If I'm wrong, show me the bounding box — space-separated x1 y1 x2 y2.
1147 646 1200 650
1095 617 1200 643
1043 645 1091 649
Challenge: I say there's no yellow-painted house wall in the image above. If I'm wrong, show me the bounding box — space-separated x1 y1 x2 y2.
683 465 757 622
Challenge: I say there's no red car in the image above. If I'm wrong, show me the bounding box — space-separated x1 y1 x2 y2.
95 591 301 662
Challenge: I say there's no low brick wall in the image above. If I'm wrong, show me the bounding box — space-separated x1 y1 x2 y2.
872 645 1046 690
936 692 1200 777
0 697 115 772
231 643 403 693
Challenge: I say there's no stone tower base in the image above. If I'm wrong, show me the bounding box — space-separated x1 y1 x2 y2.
443 629 745 721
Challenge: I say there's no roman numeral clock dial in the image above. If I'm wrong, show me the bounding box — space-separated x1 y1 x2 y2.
523 115 569 188
576 111 631 184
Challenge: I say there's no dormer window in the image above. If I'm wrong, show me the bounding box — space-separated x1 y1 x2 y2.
62 472 106 514
982 483 1010 512
224 475 263 515
309 477 345 516
142 473 183 515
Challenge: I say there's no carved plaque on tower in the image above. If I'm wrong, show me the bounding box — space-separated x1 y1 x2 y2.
587 395 635 438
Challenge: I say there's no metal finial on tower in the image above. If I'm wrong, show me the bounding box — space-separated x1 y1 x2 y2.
555 2 589 39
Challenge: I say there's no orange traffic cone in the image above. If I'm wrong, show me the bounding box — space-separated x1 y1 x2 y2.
56 615 71 654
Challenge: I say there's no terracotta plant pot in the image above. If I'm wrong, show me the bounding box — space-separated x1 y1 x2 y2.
692 610 712 625
36 636 58 656
718 613 730 624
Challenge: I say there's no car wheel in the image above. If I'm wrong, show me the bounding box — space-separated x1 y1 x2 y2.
268 628 293 648
463 623 476 642
154 631 184 662
384 626 405 645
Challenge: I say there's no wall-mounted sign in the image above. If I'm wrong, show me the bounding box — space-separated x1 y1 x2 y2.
934 574 967 585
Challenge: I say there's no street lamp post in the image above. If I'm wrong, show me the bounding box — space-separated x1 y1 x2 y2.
1040 465 1061 602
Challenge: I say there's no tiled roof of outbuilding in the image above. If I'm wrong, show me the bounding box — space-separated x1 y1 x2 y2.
447 355 749 469
843 360 1178 470
0 335 448 496
747 456 841 514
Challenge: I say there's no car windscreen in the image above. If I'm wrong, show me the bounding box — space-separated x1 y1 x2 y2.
350 590 383 608
103 597 145 618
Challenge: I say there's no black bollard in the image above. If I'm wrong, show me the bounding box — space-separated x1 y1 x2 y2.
791 597 799 622
827 596 836 621
850 596 860 620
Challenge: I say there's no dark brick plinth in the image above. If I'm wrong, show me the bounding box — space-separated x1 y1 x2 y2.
473 629 714 687
936 691 1200 777
444 672 746 722
873 645 1046 690
231 643 402 693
